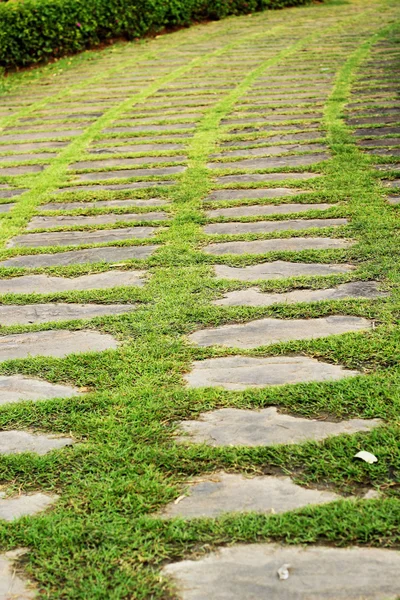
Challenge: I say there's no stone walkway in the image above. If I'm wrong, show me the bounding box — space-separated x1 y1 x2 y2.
0 0 399 598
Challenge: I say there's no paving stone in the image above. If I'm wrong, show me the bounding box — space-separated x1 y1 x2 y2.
206 203 332 218
212 144 327 158
162 543 400 599
387 180 400 188
0 303 138 325
214 281 387 306
0 130 82 142
223 113 323 125
0 329 118 360
0 153 55 163
104 124 194 132
41 198 167 211
0 549 35 599
88 143 184 153
206 188 305 201
0 375 80 405
0 430 74 455
0 203 13 213
160 472 348 519
388 195 400 205
204 218 347 235
0 245 157 268
0 141 68 151
0 188 28 199
207 153 328 170
71 156 186 168
188 315 370 348
54 182 175 194
358 137 400 147
204 237 353 255
76 166 185 180
221 133 324 146
370 148 400 156
27 212 168 229
0 165 44 175
0 270 146 294
354 126 400 136
0 492 58 521
8 226 158 248
214 261 354 281
177 406 380 447
215 173 320 183
184 355 359 390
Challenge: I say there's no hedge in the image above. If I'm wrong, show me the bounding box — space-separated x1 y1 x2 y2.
0 0 312 69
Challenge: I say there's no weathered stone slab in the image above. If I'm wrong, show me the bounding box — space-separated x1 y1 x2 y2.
0 188 28 199
53 182 174 194
204 218 347 235
8 226 158 248
223 113 322 125
206 203 332 218
204 237 353 255
370 148 400 156
104 124 194 133
0 430 74 454
177 406 380 447
0 245 157 268
185 355 359 390
77 166 185 181
188 316 370 348
0 270 145 294
0 165 44 175
207 154 328 170
206 188 305 201
221 133 324 146
358 137 400 147
215 173 319 184
27 212 168 229
0 141 68 151
162 543 400 599
212 144 327 158
214 281 387 306
0 303 137 325
0 153 55 163
0 549 35 599
0 203 13 213
89 143 184 153
214 261 354 281
354 126 400 136
0 375 80 405
0 492 58 521
161 472 347 519
42 198 167 211
0 330 118 361
388 195 400 205
0 130 81 142
71 156 186 168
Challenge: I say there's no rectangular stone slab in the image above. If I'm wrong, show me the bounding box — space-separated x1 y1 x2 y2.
71 156 186 168
206 203 332 218
88 143 184 153
8 226 158 248
0 188 28 198
0 303 138 325
214 261 355 280
215 173 319 183
212 144 327 158
27 212 168 229
204 218 347 235
0 165 44 175
0 375 80 404
206 188 305 201
214 281 387 306
0 329 118 361
162 543 400 599
0 245 157 268
221 133 324 146
188 315 371 348
0 492 57 521
0 270 146 294
53 182 174 194
41 198 167 211
204 237 353 255
207 153 328 170
185 355 359 390
76 165 185 180
0 430 73 454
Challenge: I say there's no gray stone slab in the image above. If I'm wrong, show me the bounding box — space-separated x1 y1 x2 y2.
208 154 328 170
0 549 35 599
214 261 355 281
0 375 80 405
204 237 353 255
104 124 194 133
0 430 74 455
0 492 58 521
388 195 400 205
71 156 186 168
8 227 158 248
0 130 81 142
177 406 380 447
386 179 400 188
212 144 327 158
206 204 332 218
54 182 174 194
42 198 167 211
0 203 13 213
0 165 44 175
206 188 305 202
354 126 400 136
77 166 185 181
215 173 320 184
27 212 168 229
0 153 55 163
0 329 118 361
185 355 359 390
214 281 387 306
162 543 400 599
358 137 400 147
0 303 137 325
370 148 400 156
204 219 347 235
0 270 145 294
0 188 28 199
161 472 348 519
221 133 324 146
223 113 323 125
188 315 371 348
88 143 184 153
0 141 68 151
0 245 157 268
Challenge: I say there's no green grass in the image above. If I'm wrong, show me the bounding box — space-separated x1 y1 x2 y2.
0 0 399 598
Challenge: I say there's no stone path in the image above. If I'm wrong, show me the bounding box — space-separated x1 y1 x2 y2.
0 0 399 597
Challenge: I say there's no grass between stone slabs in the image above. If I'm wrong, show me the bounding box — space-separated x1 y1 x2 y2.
0 2 399 598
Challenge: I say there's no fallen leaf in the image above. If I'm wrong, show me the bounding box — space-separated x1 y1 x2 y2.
354 451 378 464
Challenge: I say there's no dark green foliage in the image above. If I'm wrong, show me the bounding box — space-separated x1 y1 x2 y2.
0 0 312 68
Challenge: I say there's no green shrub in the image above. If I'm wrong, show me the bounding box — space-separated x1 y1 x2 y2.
0 0 312 69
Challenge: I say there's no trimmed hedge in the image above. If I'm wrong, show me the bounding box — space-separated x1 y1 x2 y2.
0 0 312 69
